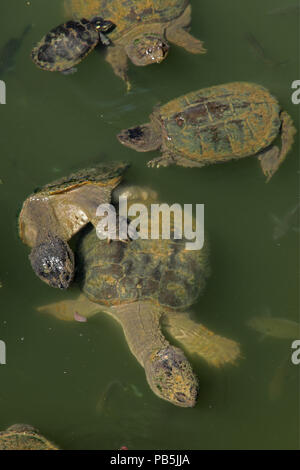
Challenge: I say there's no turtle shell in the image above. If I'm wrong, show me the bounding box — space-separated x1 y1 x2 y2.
158 82 281 163
78 227 208 310
0 427 58 450
64 0 188 41
35 162 129 196
32 19 100 72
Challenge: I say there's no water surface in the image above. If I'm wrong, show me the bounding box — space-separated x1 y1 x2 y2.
0 0 299 450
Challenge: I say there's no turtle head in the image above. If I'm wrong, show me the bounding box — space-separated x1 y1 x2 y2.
117 123 161 152
144 346 198 407
90 17 115 33
126 35 169 66
29 236 74 289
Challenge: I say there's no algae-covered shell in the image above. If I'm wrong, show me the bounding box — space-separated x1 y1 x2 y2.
34 162 129 196
0 425 58 450
78 228 209 310
159 82 281 164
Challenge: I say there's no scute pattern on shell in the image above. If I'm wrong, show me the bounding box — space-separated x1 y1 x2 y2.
32 19 99 72
78 228 208 310
159 82 281 163
0 432 57 450
34 162 130 196
65 0 189 41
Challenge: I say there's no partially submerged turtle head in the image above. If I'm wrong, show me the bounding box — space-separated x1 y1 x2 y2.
118 123 161 152
90 16 115 33
125 35 169 66
144 346 198 407
29 236 74 289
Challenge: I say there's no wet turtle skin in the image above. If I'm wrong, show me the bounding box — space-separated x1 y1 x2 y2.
118 82 296 181
79 228 209 309
0 424 58 450
32 17 114 73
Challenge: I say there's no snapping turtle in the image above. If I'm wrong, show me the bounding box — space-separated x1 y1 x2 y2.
38 186 241 407
0 424 58 450
19 162 129 289
32 17 114 74
64 0 206 87
118 82 296 181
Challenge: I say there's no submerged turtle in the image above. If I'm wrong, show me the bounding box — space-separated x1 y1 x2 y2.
31 17 115 74
0 424 58 450
19 162 129 289
38 186 241 407
64 0 206 87
118 82 297 181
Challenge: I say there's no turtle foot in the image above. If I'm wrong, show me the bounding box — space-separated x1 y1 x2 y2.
147 155 173 168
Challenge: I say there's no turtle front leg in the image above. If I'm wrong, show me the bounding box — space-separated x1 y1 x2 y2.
105 45 131 91
166 5 206 54
148 152 205 169
147 152 177 168
258 110 296 182
162 311 241 368
166 26 206 54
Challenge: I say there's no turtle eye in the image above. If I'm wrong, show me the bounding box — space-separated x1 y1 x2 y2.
128 126 144 140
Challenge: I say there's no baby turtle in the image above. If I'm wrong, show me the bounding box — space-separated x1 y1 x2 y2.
19 162 129 289
64 0 206 87
31 17 114 74
38 186 241 408
0 424 58 450
118 82 296 181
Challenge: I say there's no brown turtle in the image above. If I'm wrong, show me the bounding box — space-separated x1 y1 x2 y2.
117 82 296 181
31 17 114 74
19 162 129 289
64 0 206 87
38 185 241 407
0 424 58 450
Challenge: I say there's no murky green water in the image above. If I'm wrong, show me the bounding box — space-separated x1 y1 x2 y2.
0 0 299 450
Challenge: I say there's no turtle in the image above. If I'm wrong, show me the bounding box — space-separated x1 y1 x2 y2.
31 17 115 74
18 162 129 289
117 82 297 182
38 186 241 408
64 0 206 88
0 424 58 450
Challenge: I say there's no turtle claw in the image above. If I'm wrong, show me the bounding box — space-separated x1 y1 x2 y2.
147 158 163 168
147 155 173 168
